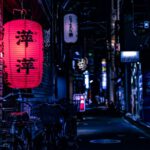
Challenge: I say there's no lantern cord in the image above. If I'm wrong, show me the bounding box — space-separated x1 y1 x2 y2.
20 0 24 10
13 0 27 19
20 0 27 19
13 8 27 19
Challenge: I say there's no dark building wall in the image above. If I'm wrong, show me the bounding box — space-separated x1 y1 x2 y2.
141 48 150 121
121 0 150 121
57 76 66 100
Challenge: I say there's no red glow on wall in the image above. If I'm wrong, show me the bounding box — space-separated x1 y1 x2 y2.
3 19 43 88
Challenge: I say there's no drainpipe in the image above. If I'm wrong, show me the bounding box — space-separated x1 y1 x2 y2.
49 0 55 101
109 0 116 103
0 0 3 120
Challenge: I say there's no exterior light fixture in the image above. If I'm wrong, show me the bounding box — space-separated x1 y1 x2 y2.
144 21 149 29
121 51 139 62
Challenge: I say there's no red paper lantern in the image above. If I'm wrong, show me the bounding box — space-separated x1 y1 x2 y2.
3 19 43 89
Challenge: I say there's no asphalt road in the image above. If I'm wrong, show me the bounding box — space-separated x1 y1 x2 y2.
77 106 150 150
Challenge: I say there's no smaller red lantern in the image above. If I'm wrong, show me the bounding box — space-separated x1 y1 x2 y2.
73 94 85 112
79 95 85 112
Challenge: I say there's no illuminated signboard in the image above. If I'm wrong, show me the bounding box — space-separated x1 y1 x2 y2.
121 51 139 62
64 13 78 43
84 70 89 89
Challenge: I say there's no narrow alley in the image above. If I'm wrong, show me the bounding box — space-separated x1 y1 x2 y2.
77 106 150 150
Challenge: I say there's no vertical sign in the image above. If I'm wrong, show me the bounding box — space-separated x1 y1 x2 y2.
64 13 78 43
0 0 3 120
101 59 107 89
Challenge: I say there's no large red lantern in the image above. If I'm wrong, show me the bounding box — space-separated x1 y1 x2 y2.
3 19 43 89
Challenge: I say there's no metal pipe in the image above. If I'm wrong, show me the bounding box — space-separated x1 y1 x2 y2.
38 0 51 24
62 0 71 10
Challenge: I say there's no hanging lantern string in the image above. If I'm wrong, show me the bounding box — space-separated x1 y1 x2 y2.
20 0 27 19
20 0 24 10
13 0 27 19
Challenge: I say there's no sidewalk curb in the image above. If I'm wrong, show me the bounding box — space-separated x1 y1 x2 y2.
124 113 150 135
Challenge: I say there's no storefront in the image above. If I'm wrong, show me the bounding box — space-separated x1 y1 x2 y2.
130 62 143 119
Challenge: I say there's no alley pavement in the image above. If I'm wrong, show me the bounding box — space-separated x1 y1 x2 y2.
77 105 150 150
